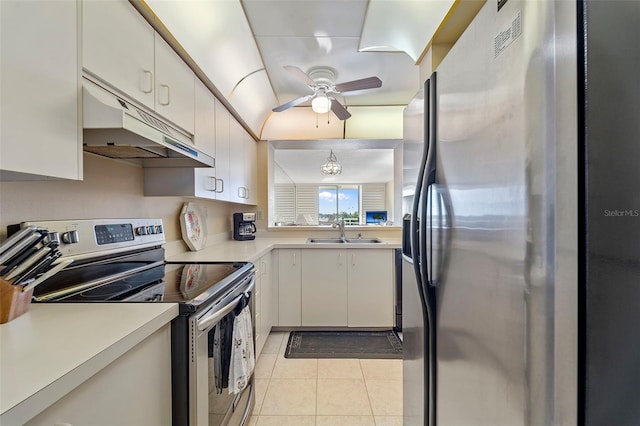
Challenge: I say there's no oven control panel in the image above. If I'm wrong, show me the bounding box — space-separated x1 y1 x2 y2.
15 218 165 260
95 223 136 245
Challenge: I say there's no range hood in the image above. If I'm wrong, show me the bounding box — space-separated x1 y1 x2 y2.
82 79 214 168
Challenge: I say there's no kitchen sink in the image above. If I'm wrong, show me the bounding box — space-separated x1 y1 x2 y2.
306 238 383 244
344 238 383 243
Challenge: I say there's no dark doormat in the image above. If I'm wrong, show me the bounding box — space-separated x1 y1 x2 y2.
284 330 403 359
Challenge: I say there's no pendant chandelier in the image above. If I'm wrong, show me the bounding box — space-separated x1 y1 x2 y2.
321 149 342 175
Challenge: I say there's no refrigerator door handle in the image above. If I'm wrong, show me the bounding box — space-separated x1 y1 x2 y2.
422 69 438 285
427 185 451 288
424 182 437 287
410 79 430 286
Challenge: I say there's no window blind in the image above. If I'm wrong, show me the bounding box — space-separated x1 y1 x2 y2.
295 185 319 225
361 184 386 223
274 184 295 223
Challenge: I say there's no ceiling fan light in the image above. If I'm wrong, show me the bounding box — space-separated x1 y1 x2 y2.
312 95 332 114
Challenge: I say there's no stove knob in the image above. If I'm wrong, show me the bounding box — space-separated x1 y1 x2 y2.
47 232 61 245
136 226 148 236
61 230 79 244
155 225 163 234
147 226 156 235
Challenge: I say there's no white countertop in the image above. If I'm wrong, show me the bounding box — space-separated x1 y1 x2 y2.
0 303 179 425
0 237 399 423
166 237 402 263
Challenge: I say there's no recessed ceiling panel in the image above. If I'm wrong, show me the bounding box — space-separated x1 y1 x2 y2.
242 0 367 37
360 0 456 61
257 36 419 107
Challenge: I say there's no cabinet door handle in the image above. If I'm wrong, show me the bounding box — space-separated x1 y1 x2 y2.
215 178 224 193
292 252 297 266
238 187 248 199
204 176 216 191
352 253 356 266
159 84 170 105
141 70 153 93
338 252 343 265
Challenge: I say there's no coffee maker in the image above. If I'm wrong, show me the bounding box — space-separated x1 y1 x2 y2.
233 212 257 241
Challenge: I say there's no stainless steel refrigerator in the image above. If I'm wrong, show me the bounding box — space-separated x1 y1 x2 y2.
403 0 640 425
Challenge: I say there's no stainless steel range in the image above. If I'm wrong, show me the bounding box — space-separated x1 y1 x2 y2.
9 218 256 426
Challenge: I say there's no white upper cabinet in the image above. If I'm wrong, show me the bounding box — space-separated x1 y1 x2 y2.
0 0 81 180
154 33 195 134
194 79 216 158
214 99 231 202
229 120 246 204
83 0 195 134
244 132 259 205
229 120 258 205
83 0 155 110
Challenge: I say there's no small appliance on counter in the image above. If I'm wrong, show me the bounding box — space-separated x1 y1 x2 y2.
233 213 256 241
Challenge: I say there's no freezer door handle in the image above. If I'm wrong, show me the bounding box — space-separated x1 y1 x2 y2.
426 185 450 288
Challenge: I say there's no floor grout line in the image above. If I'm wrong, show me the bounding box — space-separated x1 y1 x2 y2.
252 331 402 425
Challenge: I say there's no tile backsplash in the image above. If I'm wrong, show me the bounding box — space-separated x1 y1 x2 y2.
0 153 234 248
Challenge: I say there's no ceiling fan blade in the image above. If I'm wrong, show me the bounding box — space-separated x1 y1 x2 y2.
272 94 314 112
334 76 382 93
330 99 352 120
283 65 317 87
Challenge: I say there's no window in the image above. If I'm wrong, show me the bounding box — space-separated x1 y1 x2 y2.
274 184 386 226
318 185 360 225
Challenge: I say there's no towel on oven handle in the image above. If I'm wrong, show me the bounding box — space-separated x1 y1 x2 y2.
210 314 234 393
229 298 255 395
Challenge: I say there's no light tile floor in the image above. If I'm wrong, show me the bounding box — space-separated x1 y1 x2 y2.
249 332 403 426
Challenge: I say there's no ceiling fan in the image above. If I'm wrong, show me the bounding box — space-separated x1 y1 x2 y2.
271 65 382 120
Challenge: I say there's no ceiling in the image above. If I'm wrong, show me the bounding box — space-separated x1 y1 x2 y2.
144 0 456 138
143 0 458 184
242 0 419 110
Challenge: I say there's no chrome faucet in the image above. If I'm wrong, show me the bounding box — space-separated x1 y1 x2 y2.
333 218 346 241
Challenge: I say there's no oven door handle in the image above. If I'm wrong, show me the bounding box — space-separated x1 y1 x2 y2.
197 276 255 332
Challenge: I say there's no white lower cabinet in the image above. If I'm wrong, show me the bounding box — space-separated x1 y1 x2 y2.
254 251 273 357
299 249 394 328
347 249 394 327
278 249 302 326
24 325 172 426
301 249 348 326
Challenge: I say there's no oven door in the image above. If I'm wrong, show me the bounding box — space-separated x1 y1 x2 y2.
189 273 255 426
